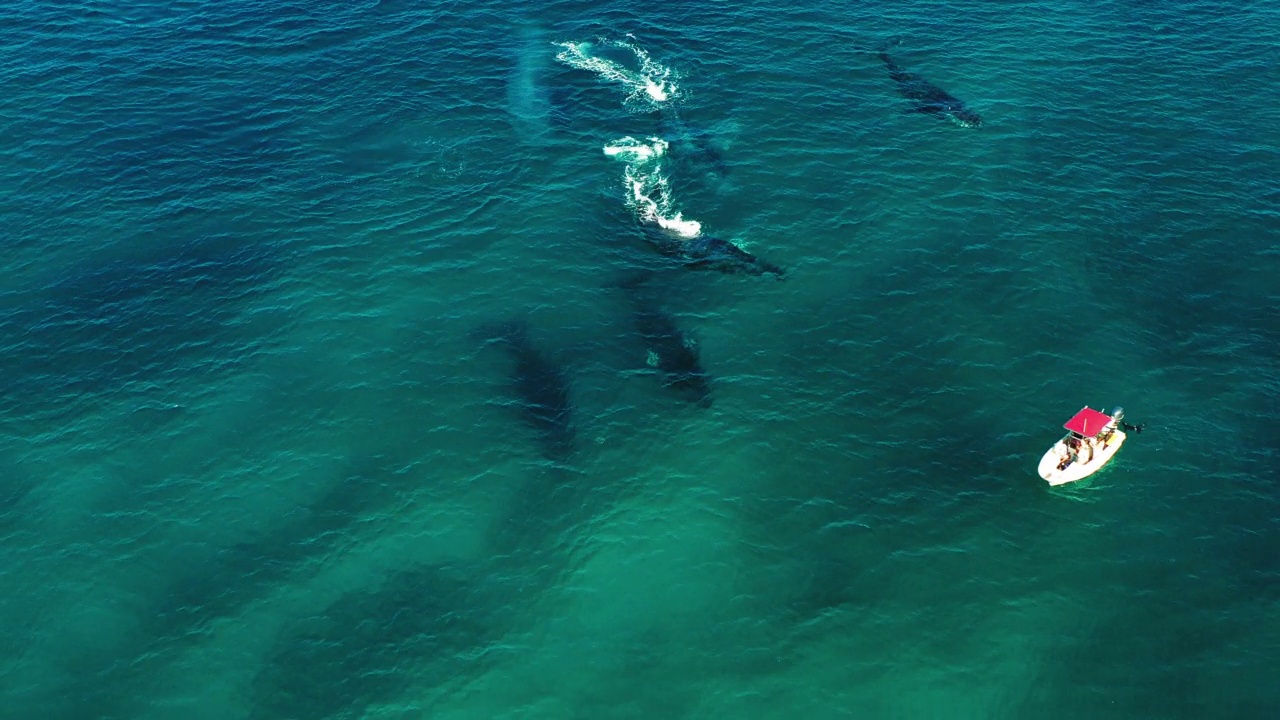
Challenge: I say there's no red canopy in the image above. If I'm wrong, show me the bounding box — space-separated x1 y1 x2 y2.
1064 407 1113 437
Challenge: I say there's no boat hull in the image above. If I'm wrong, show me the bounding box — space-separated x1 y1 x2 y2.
1038 430 1126 486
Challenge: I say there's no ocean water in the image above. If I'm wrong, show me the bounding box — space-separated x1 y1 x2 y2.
1 0 1277 717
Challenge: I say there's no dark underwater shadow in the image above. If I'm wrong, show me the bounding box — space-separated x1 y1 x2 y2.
0 234 293 719
240 468 613 720
239 465 641 719
36 450 434 719
472 318 577 465
151 453 420 632
60 314 594 719
249 561 503 720
467 317 614 560
1005 559 1272 719
0 232 283 422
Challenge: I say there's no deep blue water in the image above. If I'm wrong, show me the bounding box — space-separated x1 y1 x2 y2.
1 0 1277 718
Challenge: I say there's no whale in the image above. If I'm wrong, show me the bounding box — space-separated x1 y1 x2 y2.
878 48 982 128
659 109 729 176
604 136 782 279
640 225 785 279
682 234 785 278
613 273 713 407
475 320 575 461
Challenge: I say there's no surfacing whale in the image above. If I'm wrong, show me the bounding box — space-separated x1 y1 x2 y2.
878 47 982 128
640 225 785 279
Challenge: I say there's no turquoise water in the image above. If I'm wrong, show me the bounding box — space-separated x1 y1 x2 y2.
2 0 1278 717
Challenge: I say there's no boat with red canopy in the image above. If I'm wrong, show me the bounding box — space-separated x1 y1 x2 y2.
1038 406 1127 486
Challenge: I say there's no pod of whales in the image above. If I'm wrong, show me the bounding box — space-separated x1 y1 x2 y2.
477 34 985 454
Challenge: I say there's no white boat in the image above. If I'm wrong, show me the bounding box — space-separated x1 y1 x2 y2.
1038 406 1127 486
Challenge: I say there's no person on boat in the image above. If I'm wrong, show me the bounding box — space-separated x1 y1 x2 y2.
1056 438 1076 471
1056 451 1071 472
1098 426 1115 449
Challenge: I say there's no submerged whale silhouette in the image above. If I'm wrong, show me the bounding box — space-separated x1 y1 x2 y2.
612 272 713 407
878 47 982 128
474 320 575 462
659 109 729 176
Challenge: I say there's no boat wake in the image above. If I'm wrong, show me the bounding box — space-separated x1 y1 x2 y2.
603 136 702 238
553 37 681 112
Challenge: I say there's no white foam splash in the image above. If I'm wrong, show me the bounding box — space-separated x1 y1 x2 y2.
606 137 702 239
603 136 667 161
553 38 680 111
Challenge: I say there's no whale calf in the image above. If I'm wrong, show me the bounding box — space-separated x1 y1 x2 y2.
659 109 729 176
878 48 982 128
